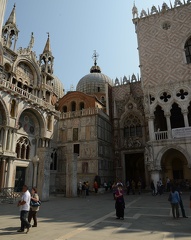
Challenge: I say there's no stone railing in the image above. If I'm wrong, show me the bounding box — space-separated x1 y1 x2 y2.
155 131 168 140
60 107 109 120
0 78 60 115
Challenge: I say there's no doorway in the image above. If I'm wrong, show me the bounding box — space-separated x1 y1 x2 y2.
15 167 26 192
125 153 145 187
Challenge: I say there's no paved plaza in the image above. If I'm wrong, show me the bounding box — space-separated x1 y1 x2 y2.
0 191 191 240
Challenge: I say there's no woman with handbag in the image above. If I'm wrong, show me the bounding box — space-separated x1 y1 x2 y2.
115 183 125 220
28 187 40 227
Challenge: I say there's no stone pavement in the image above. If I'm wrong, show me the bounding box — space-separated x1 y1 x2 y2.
0 191 190 240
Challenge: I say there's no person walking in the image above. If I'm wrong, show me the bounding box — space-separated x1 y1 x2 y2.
28 187 40 227
17 185 31 233
115 183 125 220
168 187 180 219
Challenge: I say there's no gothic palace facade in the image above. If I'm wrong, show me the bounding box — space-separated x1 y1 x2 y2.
0 0 191 200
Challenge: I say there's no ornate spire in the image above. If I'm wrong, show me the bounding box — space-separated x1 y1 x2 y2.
43 32 51 53
5 4 16 26
2 4 19 50
39 33 54 74
27 32 34 50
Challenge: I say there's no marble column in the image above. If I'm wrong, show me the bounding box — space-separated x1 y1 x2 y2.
5 159 14 187
0 158 6 189
165 114 172 139
32 155 39 187
65 153 77 197
148 116 155 141
182 110 189 127
2 128 8 151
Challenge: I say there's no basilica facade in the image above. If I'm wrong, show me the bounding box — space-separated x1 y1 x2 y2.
0 0 191 200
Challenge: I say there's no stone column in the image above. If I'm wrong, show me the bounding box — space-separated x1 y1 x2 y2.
32 155 39 187
5 159 14 187
2 128 8 151
0 158 6 189
148 116 155 141
165 114 172 139
11 130 15 151
182 110 189 127
65 153 77 197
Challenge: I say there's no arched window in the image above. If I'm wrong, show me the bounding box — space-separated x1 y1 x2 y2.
79 102 84 110
71 101 76 111
184 37 191 64
170 103 184 129
154 105 167 131
63 106 67 112
124 114 142 138
16 137 30 159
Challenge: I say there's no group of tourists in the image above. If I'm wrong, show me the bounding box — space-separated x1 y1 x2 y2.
17 185 40 234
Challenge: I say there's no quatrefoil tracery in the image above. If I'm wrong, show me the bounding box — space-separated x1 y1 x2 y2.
160 92 171 102
176 89 188 100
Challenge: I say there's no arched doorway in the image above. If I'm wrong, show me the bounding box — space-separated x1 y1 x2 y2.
161 148 188 182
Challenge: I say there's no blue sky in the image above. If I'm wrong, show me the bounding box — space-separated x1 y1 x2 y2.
5 0 165 92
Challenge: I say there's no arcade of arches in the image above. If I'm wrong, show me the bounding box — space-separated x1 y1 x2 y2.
161 148 190 182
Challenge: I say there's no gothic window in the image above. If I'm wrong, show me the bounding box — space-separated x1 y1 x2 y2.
185 37 191 64
170 103 184 129
124 115 142 138
71 101 76 111
16 137 30 159
188 102 191 126
154 105 167 131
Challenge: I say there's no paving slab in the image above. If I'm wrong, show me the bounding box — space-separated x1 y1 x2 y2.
0 191 190 240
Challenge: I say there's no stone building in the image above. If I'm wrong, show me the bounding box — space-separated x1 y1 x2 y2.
0 2 64 200
1 0 191 200
132 0 191 187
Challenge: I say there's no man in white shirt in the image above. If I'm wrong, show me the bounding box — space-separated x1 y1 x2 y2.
17 185 31 233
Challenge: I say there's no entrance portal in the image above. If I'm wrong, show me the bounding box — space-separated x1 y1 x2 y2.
125 153 145 187
15 167 26 192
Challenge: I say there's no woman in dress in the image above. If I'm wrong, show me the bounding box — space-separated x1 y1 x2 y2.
28 187 40 227
115 183 125 220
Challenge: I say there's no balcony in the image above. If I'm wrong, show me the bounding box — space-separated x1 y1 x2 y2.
154 127 191 141
0 78 60 115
